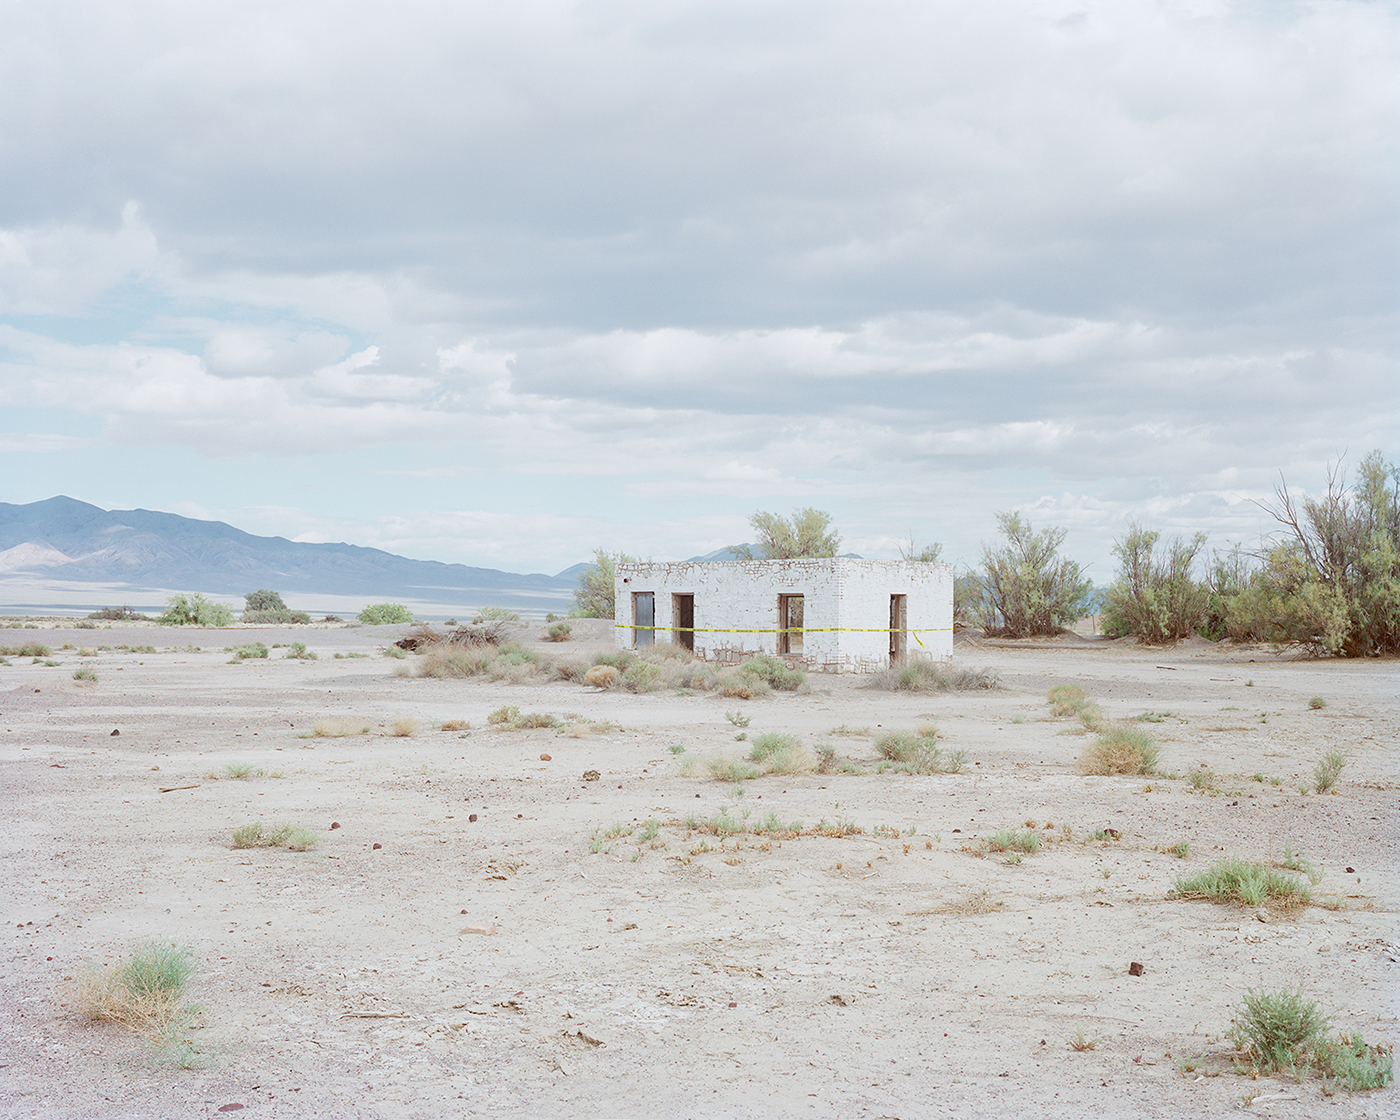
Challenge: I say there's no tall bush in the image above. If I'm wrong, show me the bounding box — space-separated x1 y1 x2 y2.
732 508 840 560
969 512 1093 637
1245 451 1400 656
1101 525 1208 643
572 549 637 618
156 593 234 627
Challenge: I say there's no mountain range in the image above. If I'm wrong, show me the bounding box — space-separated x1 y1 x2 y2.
0 496 578 615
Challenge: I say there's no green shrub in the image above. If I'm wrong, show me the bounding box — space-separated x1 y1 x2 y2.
241 608 313 624
244 589 287 613
284 642 317 660
87 606 147 621
1311 749 1346 794
572 549 638 618
358 603 414 625
1171 858 1312 909
622 660 663 692
874 727 965 774
545 621 573 642
0 641 51 657
78 939 199 1049
985 829 1040 854
967 512 1093 637
739 653 805 691
231 822 319 850
72 666 98 682
472 604 522 623
866 661 999 692
157 594 234 627
1101 524 1209 643
229 642 269 661
1231 452 1399 657
746 732 814 775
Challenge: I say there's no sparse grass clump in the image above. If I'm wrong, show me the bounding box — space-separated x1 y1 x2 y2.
545 621 572 642
867 661 999 692
440 719 470 731
488 705 521 725
472 604 521 623
1310 749 1346 794
874 727 966 775
1079 728 1160 775
72 666 98 682
309 718 370 737
1187 767 1217 791
702 755 762 783
78 940 199 1052
231 822 321 850
1171 858 1312 909
1307 696 1327 710
981 829 1040 857
229 643 269 661
284 642 317 660
388 717 419 737
0 641 52 657
746 732 815 775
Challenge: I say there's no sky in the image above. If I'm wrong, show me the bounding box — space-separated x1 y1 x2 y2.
1 0 1395 582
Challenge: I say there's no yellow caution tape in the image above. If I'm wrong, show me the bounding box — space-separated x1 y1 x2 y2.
613 624 951 635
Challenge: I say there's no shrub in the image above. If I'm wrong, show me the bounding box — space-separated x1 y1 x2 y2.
545 621 573 642
874 727 966 774
865 661 999 692
230 642 269 661
703 755 762 782
1225 988 1394 1090
1079 729 1160 775
358 603 414 625
985 829 1040 854
0 641 52 657
1311 749 1346 794
1171 858 1311 909
72 666 98 682
1101 524 1209 643
1307 696 1326 710
87 606 147 621
488 705 521 726
78 940 198 1045
739 654 805 691
584 664 619 689
157 594 234 627
472 604 521 623
241 608 313 624
418 646 494 678
966 512 1093 637
1227 451 1400 656
572 549 637 618
622 660 663 692
231 822 320 850
284 642 317 660
730 508 841 560
747 732 815 775
244 589 287 613
388 717 419 736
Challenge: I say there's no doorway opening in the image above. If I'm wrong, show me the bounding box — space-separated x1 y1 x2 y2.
672 593 694 651
777 594 804 655
889 594 907 665
632 591 654 649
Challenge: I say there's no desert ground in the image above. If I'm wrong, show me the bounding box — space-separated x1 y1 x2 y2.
0 617 1395 1119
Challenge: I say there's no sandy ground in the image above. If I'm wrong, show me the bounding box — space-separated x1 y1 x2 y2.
0 619 1396 1119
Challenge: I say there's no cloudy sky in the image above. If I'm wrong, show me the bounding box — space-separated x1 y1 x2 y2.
1 0 1394 580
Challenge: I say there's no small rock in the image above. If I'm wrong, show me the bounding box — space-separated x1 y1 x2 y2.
217 1107 244 1114
540 753 552 761
469 813 478 822
1346 866 1355 874
372 842 382 850
582 770 600 782
110 728 118 735
460 922 498 936
1128 961 1145 976
1254 909 1271 923
330 821 340 829
1317 943 1332 953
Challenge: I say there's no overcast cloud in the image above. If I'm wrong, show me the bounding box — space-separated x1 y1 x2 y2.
1 0 1394 580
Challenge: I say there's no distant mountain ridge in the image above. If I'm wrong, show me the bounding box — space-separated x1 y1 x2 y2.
0 496 577 611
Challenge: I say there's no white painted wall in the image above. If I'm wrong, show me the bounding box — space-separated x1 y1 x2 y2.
614 559 952 672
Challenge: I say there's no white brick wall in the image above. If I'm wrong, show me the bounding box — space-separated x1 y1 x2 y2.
614 558 952 672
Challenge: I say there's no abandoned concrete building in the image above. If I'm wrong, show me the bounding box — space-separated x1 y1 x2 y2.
613 558 953 673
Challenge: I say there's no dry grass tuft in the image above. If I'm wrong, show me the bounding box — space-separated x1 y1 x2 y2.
440 719 470 731
584 665 618 689
1079 728 1160 775
388 717 419 737
927 891 1003 916
311 717 370 737
78 940 197 1045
